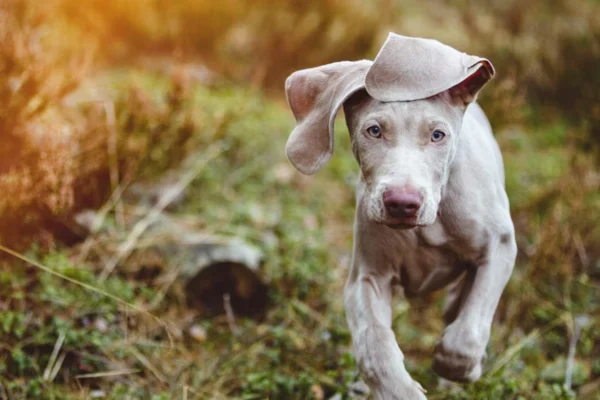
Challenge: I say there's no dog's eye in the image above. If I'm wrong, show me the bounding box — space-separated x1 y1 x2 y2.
431 130 446 142
367 125 382 138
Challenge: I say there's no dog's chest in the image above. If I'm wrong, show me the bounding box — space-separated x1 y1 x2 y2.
393 222 467 297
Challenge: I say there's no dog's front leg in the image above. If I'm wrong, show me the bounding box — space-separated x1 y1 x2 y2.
345 261 427 400
433 234 517 382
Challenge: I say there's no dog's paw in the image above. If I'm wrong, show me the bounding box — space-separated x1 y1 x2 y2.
374 381 427 400
405 380 428 400
400 380 428 400
369 378 427 400
432 323 487 382
412 379 428 396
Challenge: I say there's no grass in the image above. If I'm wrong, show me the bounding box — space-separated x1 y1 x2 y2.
1 0 599 398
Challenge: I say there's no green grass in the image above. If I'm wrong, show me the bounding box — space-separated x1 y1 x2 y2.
1 69 599 400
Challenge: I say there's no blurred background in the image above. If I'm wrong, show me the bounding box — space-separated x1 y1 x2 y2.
0 0 599 398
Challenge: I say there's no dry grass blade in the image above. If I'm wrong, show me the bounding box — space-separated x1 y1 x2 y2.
580 377 600 397
49 352 67 382
104 100 125 230
75 368 140 379
489 312 568 376
99 142 226 281
129 347 167 383
291 298 328 327
0 244 174 349
148 264 180 310
0 381 8 400
43 331 65 381
74 176 133 263
565 314 592 390
572 232 589 269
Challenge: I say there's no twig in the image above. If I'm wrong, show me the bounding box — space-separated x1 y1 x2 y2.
99 143 225 281
223 293 239 337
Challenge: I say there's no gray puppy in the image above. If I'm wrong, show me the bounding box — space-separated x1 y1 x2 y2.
284 33 516 399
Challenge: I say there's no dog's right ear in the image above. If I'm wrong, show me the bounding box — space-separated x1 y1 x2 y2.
285 60 371 175
365 33 495 107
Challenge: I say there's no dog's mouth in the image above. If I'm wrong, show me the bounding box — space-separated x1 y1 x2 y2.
382 217 419 230
387 222 417 229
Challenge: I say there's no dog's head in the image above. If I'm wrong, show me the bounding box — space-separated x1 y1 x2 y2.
285 33 494 228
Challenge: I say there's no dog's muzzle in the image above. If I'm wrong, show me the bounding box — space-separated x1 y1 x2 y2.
382 186 422 228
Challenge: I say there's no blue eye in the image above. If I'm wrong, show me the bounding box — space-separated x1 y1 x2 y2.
431 130 446 142
367 125 382 138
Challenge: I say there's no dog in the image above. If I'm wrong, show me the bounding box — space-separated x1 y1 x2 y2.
283 33 516 399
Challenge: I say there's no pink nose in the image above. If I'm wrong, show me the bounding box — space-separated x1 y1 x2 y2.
383 187 423 219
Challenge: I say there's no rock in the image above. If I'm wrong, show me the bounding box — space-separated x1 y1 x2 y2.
177 234 268 317
188 324 208 342
93 317 108 333
89 390 106 398
74 210 99 233
273 163 294 184
311 384 324 400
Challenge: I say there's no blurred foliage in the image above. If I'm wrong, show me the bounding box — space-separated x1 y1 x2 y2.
2 0 599 245
59 0 382 88
0 0 92 245
0 0 599 399
59 0 600 135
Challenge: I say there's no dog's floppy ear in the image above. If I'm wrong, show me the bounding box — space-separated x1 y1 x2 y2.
365 33 494 105
285 60 371 175
447 62 495 106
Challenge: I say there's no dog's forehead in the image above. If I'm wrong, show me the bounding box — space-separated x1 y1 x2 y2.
348 94 456 127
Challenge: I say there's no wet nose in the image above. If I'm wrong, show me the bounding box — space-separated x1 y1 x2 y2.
383 187 423 219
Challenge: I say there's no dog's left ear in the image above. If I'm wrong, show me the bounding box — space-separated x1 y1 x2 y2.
365 33 495 106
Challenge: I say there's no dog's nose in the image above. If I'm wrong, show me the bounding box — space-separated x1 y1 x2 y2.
383 187 422 219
